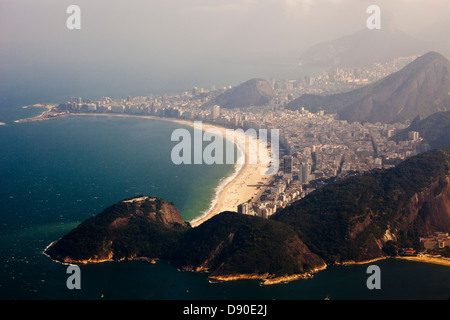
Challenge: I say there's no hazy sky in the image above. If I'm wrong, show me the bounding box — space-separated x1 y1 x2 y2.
1 0 449 101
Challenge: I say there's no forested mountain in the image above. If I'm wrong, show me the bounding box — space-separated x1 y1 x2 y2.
46 148 450 281
272 147 450 263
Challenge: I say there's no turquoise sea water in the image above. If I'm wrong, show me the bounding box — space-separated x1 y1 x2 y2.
0 105 449 300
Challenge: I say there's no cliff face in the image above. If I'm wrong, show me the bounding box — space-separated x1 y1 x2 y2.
45 148 450 282
350 175 450 261
122 196 185 227
273 147 450 264
399 176 450 236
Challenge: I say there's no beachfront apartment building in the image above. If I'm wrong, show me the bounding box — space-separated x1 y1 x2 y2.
58 62 422 222
237 202 251 215
420 232 450 250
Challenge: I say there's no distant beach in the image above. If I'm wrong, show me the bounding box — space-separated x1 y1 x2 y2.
3 105 449 300
71 113 274 226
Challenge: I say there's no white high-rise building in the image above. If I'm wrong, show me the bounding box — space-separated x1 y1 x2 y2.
212 105 220 121
237 202 250 215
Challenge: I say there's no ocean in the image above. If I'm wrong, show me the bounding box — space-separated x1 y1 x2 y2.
0 103 449 300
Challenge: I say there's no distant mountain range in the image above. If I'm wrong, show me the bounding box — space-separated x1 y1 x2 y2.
392 111 450 150
287 51 450 123
203 78 276 109
299 26 430 69
45 147 450 282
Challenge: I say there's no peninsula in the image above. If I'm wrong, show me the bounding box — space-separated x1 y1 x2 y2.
14 104 68 123
45 147 450 284
19 54 443 224
44 196 327 285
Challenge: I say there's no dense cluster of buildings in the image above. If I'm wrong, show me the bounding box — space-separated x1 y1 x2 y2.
56 56 424 219
420 232 450 250
271 56 417 103
397 232 450 257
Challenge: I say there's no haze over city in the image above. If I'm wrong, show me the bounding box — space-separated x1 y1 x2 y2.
1 0 450 304
1 0 449 101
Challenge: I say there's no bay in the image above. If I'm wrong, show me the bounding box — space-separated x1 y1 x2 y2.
0 106 449 300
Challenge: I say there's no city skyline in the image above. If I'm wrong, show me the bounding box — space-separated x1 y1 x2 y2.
47 55 426 219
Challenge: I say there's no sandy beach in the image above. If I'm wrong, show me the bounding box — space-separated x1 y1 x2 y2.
190 122 275 226
397 255 450 267
72 113 274 227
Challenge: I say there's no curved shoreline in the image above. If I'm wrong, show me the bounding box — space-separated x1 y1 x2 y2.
189 122 273 226
208 264 329 286
189 153 244 227
15 108 272 227
68 113 273 226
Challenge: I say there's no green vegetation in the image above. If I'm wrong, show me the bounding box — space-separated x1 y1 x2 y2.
45 197 188 262
429 247 450 258
45 201 324 277
46 147 450 278
272 147 450 263
173 212 324 277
